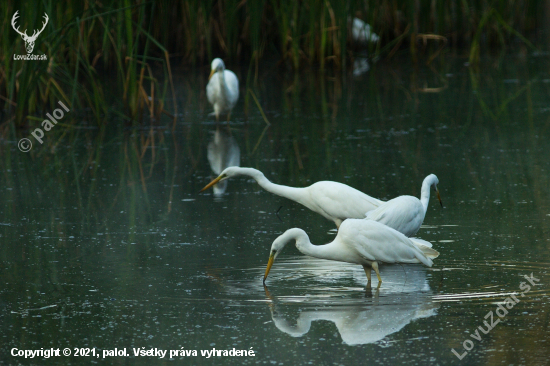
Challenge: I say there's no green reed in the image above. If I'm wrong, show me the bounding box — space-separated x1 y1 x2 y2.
0 0 542 126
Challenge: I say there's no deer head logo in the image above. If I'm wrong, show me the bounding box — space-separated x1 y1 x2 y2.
11 11 49 54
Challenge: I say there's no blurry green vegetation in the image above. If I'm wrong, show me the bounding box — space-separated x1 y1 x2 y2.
1 3 549 362
0 0 543 125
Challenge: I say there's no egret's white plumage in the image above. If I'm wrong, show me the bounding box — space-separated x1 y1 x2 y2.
351 17 379 43
206 58 239 121
365 174 442 237
200 167 383 228
263 219 439 285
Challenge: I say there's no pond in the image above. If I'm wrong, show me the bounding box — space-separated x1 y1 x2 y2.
1 53 549 365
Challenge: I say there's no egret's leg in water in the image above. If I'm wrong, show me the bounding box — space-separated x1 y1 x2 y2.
372 261 382 284
362 264 372 282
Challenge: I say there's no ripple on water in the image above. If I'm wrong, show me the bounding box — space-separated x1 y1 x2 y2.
431 259 549 305
231 257 440 346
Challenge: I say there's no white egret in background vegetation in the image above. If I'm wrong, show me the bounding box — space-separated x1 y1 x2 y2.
350 17 379 43
207 58 239 121
207 129 240 196
263 220 439 286
200 167 383 228
365 174 442 237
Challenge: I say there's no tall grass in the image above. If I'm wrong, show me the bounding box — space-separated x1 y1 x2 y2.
1 0 176 125
0 0 543 126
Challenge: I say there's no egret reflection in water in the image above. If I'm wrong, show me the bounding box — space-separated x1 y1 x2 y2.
264 264 439 346
206 128 240 196
353 57 370 77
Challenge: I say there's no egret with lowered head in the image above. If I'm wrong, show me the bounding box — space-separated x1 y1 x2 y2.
200 167 383 228
263 219 439 286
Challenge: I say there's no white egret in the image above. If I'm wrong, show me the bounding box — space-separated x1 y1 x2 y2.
263 219 439 285
206 58 239 121
365 174 442 237
350 17 379 43
200 167 383 228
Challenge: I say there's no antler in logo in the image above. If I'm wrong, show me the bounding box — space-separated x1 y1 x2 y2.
11 11 49 54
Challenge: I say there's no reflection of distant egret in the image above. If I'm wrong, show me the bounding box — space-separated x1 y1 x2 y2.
264 267 438 345
207 129 240 196
200 167 383 228
353 57 370 76
350 18 378 77
207 58 239 121
263 219 439 286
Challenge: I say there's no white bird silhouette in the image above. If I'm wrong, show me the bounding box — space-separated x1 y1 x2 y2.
206 58 239 121
263 219 439 285
200 167 382 228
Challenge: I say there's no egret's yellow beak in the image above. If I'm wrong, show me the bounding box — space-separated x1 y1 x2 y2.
208 69 216 81
200 175 223 192
263 252 275 284
436 188 443 208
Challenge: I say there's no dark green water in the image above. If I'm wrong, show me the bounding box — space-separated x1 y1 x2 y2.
1 54 550 365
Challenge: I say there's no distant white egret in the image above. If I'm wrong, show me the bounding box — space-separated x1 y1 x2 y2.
206 129 240 196
365 174 442 237
200 167 383 228
350 17 379 43
206 58 239 121
263 219 439 285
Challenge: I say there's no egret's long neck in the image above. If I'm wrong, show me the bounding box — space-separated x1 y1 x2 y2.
293 232 350 263
420 177 433 212
237 168 304 202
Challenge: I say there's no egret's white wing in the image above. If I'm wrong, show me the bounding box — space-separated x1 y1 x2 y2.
366 195 425 237
223 70 239 108
206 73 218 105
339 220 433 266
410 237 433 248
206 69 239 115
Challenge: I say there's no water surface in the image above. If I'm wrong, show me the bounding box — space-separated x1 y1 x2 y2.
1 54 550 365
